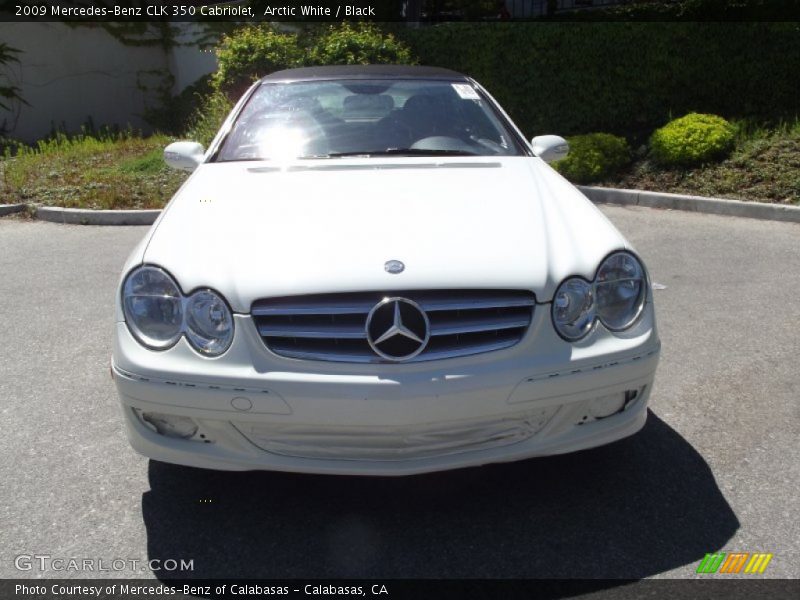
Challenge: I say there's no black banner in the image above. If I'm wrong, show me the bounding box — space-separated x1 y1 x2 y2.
6 1 401 22
4 0 800 22
3 579 800 600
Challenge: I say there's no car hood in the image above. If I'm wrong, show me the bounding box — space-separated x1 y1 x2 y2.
141 157 628 313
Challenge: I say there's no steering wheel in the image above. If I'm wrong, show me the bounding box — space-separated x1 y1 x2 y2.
375 112 416 150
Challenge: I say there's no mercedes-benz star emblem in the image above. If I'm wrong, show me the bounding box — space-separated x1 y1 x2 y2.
384 260 405 274
366 297 430 362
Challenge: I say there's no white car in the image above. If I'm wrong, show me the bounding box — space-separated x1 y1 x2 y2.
113 65 660 476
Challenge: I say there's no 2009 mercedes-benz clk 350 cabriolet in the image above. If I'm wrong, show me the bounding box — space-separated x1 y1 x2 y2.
112 65 660 476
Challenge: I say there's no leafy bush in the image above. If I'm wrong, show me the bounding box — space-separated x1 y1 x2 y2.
187 23 415 144
144 74 213 135
212 25 303 95
554 133 631 184
212 23 415 99
307 23 415 67
649 113 736 167
615 118 800 203
185 90 233 147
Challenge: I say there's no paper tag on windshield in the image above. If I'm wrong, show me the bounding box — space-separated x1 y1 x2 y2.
452 83 480 100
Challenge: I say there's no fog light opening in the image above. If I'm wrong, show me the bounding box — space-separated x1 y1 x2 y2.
134 409 199 440
588 393 626 419
624 386 645 410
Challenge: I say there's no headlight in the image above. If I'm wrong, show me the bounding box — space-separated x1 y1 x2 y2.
595 252 646 331
122 266 234 356
185 290 234 356
122 266 183 349
552 251 647 341
552 278 596 341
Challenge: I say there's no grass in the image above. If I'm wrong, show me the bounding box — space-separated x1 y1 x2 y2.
1 117 798 210
0 131 188 210
604 119 800 204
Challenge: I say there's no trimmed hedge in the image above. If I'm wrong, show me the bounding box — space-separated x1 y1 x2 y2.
650 113 736 167
553 0 800 21
555 133 631 184
399 23 800 139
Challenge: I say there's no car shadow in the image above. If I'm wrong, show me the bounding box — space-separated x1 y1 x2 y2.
142 411 738 580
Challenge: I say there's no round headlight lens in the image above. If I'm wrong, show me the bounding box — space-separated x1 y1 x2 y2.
185 290 234 356
552 277 596 341
595 252 646 330
122 266 183 349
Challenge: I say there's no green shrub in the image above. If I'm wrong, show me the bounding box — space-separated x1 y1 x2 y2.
212 25 303 95
649 113 736 167
144 74 213 135
211 23 415 99
188 23 415 143
307 23 415 66
554 133 631 184
185 91 233 147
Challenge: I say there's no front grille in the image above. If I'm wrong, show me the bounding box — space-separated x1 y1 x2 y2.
251 289 535 363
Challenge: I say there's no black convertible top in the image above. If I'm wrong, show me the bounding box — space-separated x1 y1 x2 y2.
259 65 469 83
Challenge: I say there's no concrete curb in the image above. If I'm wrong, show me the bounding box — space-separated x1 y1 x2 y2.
0 203 25 217
11 187 800 226
578 186 800 224
35 206 161 226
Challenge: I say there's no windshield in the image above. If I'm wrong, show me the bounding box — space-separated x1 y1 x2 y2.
215 79 525 161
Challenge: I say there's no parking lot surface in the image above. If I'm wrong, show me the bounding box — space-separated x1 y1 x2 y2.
1 205 798 580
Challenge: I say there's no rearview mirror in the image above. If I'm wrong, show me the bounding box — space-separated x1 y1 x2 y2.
164 141 205 172
531 135 569 163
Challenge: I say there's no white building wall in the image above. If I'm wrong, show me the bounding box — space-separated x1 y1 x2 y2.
168 22 219 96
0 22 217 142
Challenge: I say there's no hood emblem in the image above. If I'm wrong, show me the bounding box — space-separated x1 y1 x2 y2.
384 260 405 274
366 297 430 362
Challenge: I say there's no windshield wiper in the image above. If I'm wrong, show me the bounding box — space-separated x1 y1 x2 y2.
216 157 276 163
217 149 480 162
308 148 479 158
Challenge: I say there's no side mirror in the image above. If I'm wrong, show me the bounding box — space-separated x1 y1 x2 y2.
164 141 205 172
531 135 569 163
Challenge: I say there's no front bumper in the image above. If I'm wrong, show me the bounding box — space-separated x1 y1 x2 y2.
113 303 660 476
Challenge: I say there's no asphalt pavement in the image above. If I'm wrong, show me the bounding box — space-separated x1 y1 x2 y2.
0 205 798 582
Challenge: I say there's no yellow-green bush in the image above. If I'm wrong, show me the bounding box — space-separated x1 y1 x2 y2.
212 25 303 95
555 133 631 184
212 23 415 98
188 24 416 144
307 23 415 67
185 91 233 147
649 113 736 167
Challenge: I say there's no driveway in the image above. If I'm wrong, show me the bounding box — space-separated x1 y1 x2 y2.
1 205 798 581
